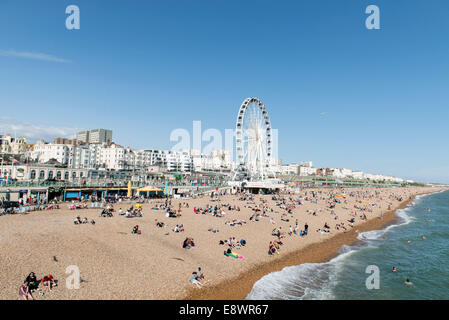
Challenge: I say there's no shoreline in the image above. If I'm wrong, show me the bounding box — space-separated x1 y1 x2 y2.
184 190 437 300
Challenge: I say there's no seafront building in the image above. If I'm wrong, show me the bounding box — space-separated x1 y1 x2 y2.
1 130 407 184
54 137 77 145
28 141 194 173
76 128 112 144
0 135 28 154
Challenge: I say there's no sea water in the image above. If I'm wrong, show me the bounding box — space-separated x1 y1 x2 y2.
246 190 449 300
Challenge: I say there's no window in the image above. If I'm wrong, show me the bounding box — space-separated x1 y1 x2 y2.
56 171 62 180
30 170 36 179
64 172 69 180
39 171 45 179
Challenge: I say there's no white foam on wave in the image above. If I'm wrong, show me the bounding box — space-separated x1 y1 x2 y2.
246 246 358 300
357 201 421 242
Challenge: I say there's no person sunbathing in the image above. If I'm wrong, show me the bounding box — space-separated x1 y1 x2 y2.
135 210 143 217
224 248 244 259
183 237 195 249
274 238 282 248
268 242 278 255
189 272 203 288
19 281 33 300
25 272 39 292
196 267 208 283
132 225 141 234
230 237 241 248
41 274 56 292
155 220 165 228
167 210 177 218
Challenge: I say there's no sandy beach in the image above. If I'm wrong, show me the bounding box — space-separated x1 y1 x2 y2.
0 186 445 300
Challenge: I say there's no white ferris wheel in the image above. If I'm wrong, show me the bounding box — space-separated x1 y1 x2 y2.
234 97 273 181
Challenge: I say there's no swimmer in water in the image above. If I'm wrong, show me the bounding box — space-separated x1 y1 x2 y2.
405 278 413 285
407 240 411 244
392 267 398 272
421 235 426 240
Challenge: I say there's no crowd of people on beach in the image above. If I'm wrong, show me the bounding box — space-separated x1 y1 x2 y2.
9 184 429 299
73 216 95 225
1 197 59 215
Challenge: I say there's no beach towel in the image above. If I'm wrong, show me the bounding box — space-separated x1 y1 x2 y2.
224 251 244 259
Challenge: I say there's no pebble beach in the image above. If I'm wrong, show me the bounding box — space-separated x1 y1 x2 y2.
0 186 444 300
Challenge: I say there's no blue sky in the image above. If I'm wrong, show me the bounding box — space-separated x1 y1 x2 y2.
0 0 448 183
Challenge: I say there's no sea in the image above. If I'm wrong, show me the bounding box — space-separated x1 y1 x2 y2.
246 189 449 300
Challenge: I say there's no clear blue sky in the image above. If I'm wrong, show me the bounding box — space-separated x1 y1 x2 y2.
0 0 448 183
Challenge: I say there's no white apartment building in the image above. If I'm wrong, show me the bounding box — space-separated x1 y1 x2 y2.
351 171 365 180
166 151 193 172
299 165 317 176
30 142 70 165
330 168 353 178
68 144 100 169
208 150 232 171
190 149 232 172
123 149 193 172
278 164 300 175
0 135 27 154
97 143 125 170
300 161 313 168
190 149 208 172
